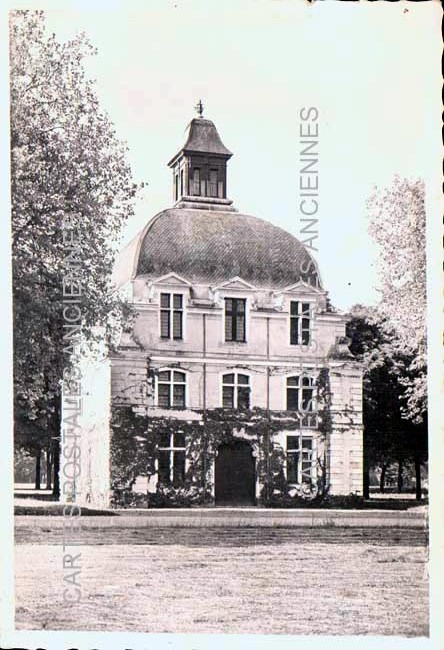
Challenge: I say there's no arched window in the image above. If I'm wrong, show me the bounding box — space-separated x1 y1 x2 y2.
286 375 315 411
222 372 250 409
157 369 186 408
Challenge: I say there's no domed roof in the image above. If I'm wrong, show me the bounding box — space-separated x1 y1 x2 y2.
113 207 322 290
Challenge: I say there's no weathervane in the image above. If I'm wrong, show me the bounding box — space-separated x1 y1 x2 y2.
194 99 204 118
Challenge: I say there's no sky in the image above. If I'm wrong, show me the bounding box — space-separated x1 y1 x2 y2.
32 1 442 310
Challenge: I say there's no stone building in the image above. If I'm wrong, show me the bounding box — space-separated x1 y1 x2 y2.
63 107 363 508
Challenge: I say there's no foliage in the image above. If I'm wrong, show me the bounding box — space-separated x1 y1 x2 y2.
367 177 426 424
347 305 427 474
110 370 333 508
10 11 139 462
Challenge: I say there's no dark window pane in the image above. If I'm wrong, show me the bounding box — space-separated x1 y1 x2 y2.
237 374 249 385
287 452 299 483
302 330 310 345
225 298 233 314
290 301 299 316
173 451 186 486
173 371 186 383
173 294 183 309
172 311 183 339
287 376 299 387
302 438 313 449
287 436 299 450
158 384 170 407
158 431 171 448
223 386 234 408
160 293 170 308
235 314 245 341
302 388 313 411
302 376 311 387
173 384 185 407
237 387 250 410
223 373 235 384
158 370 171 382
290 317 299 345
225 314 233 342
158 450 170 484
287 387 299 410
302 303 310 315
160 310 170 338
236 299 245 314
174 431 186 448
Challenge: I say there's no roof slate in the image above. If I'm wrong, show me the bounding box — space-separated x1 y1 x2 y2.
180 118 232 157
119 208 322 290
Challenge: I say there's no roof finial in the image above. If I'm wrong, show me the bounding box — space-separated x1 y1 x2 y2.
194 99 204 118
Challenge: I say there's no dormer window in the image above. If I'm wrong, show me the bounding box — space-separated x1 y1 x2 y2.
160 293 183 339
225 298 246 342
290 301 311 345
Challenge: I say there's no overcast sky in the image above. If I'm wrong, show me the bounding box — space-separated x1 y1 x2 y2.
40 1 440 311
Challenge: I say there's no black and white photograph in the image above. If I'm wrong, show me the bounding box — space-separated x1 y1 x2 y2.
0 1 442 649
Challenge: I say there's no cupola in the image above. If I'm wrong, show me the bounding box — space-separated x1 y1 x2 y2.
167 101 235 211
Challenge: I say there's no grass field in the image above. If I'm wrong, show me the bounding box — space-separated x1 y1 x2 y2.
15 523 428 636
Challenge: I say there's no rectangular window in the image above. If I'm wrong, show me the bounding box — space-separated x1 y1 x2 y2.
160 293 183 340
290 301 311 345
286 435 314 485
225 298 246 342
180 169 184 197
175 174 179 201
158 432 186 486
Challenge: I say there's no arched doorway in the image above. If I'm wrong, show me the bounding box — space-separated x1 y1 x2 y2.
214 440 256 506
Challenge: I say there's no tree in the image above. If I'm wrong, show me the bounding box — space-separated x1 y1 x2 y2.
367 177 426 424
347 305 407 497
367 177 427 499
348 302 427 500
10 11 139 497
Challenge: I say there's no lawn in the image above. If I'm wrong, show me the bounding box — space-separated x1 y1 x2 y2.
14 523 428 636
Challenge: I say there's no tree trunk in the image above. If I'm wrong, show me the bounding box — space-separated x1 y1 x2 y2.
52 438 60 500
34 449 41 490
363 451 370 500
52 396 61 500
379 464 386 494
414 456 422 501
397 458 403 494
45 446 52 490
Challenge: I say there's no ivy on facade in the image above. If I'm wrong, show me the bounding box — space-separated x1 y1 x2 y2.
110 368 334 508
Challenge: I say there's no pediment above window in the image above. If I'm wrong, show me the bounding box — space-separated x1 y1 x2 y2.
274 280 326 297
152 272 192 288
213 276 257 292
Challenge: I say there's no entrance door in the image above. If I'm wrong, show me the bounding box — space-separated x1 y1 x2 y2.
214 440 256 505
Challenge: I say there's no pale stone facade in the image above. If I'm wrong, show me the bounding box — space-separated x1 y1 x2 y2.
64 109 363 508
